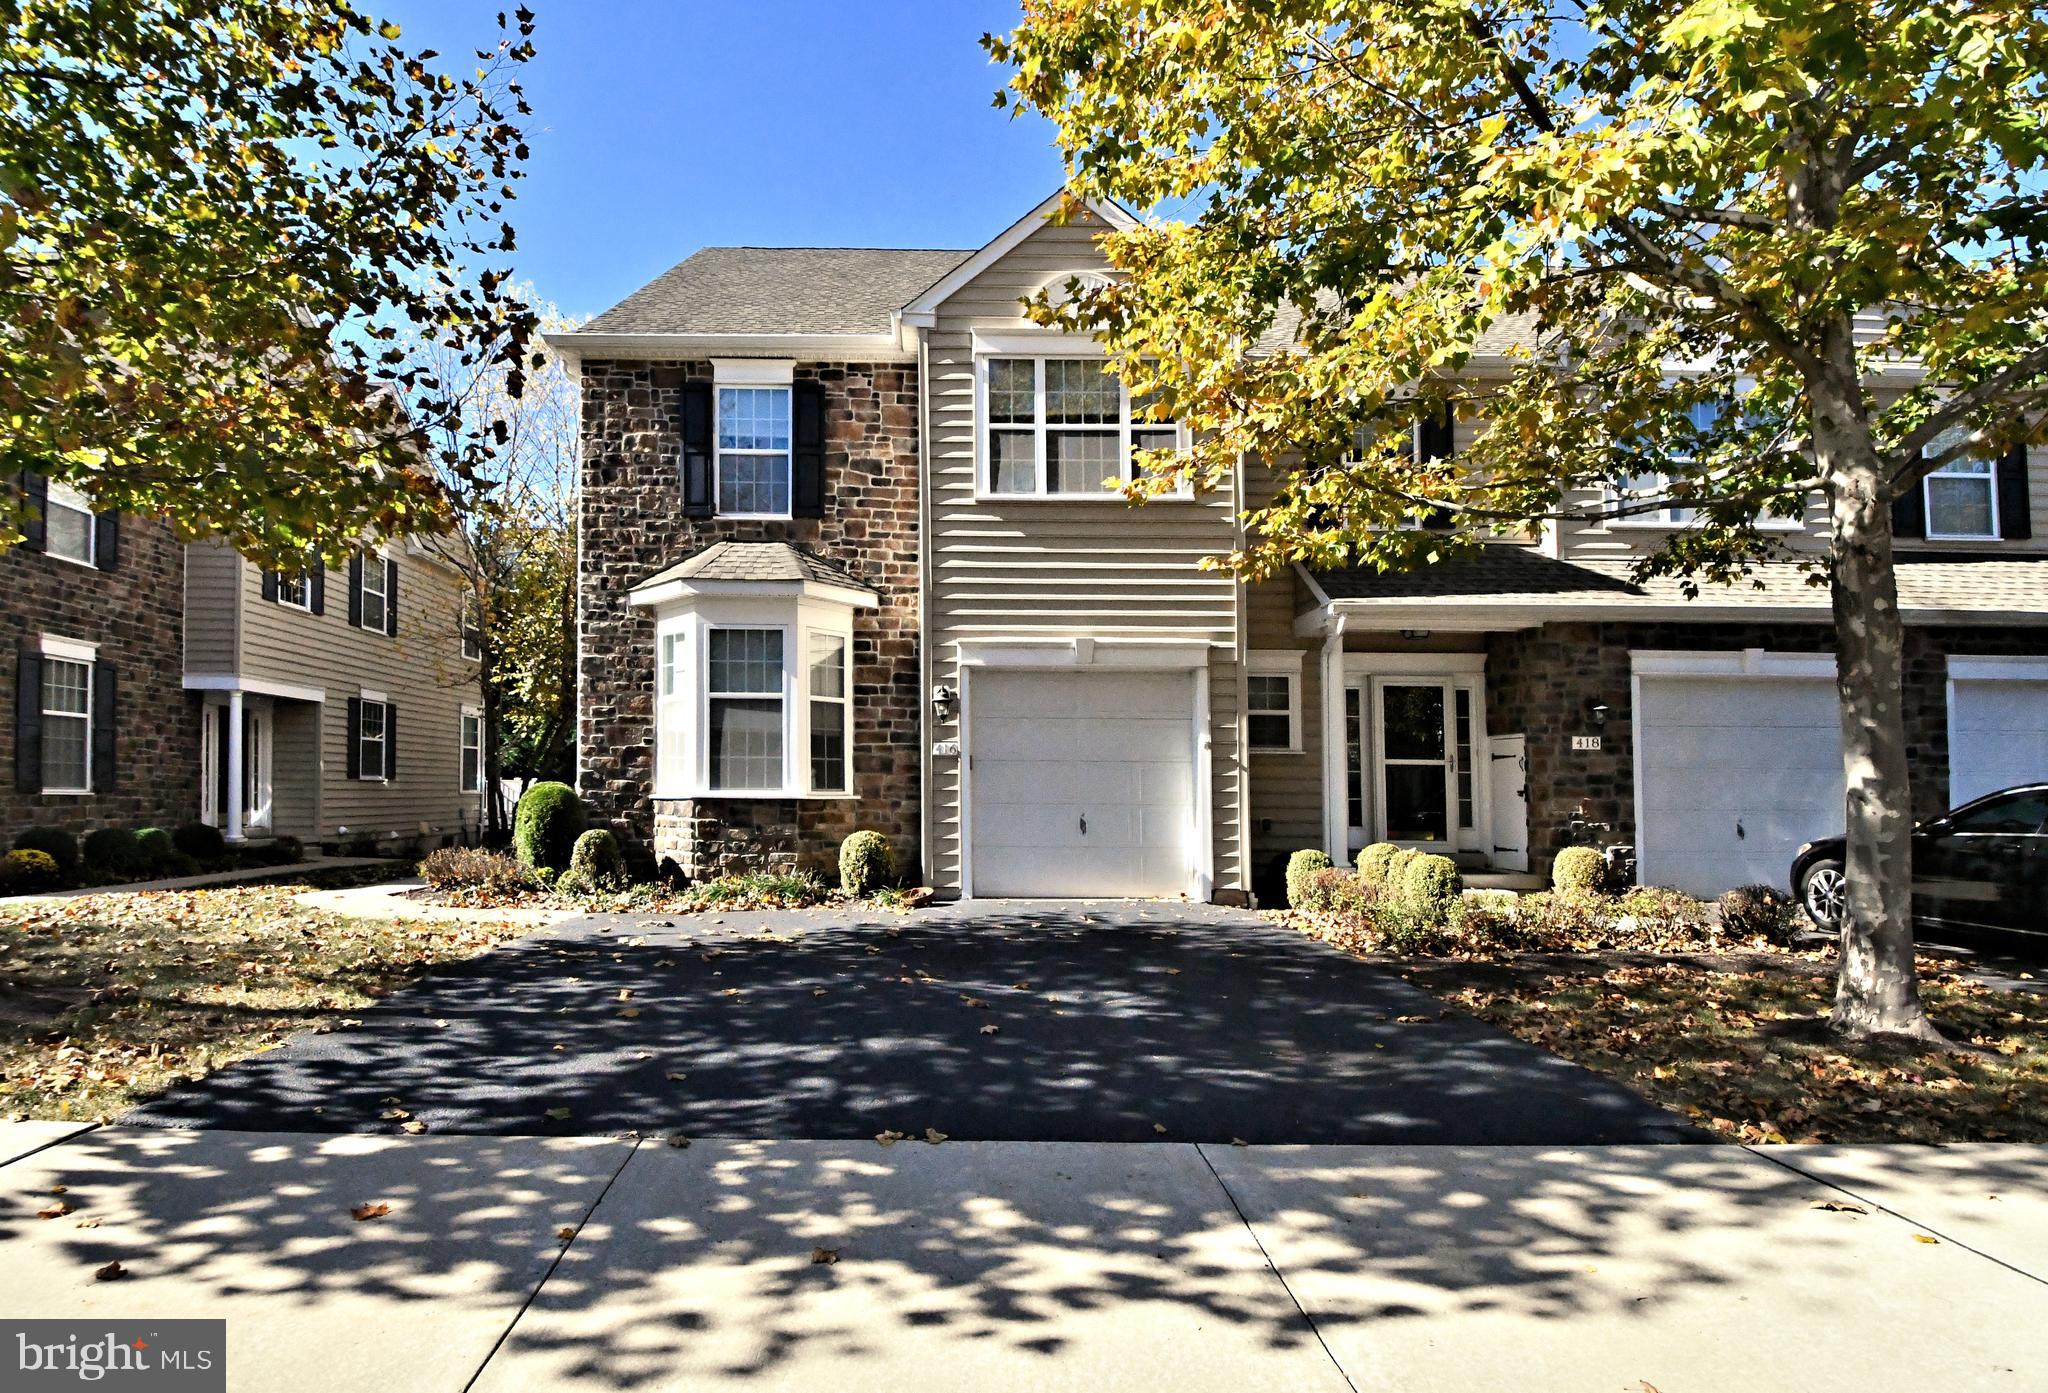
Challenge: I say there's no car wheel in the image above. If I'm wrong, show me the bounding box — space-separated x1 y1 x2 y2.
1800 859 1846 929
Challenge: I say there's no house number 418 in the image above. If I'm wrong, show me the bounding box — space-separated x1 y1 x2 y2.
1571 735 1603 752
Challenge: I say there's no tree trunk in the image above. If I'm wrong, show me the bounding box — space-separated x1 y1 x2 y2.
1822 427 1940 1042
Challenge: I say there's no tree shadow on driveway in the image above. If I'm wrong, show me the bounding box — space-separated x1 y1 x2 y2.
124 902 1694 1143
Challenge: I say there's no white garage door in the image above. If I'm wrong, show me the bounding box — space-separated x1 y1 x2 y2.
1950 678 2048 806
969 669 1195 898
1635 675 1845 896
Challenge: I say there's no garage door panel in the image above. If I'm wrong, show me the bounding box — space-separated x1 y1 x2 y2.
975 721 1187 764
1951 677 2048 805
970 671 1186 719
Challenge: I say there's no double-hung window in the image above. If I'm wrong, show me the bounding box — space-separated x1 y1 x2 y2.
706 627 785 792
983 356 1178 497
807 632 850 793
460 709 482 793
276 571 310 609
44 482 96 566
357 699 388 781
357 552 389 632
40 654 92 792
1618 399 1725 525
717 386 792 517
1246 652 1304 754
1923 432 1999 540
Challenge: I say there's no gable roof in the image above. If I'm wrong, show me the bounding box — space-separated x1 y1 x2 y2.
631 541 878 596
897 188 1139 325
582 247 973 337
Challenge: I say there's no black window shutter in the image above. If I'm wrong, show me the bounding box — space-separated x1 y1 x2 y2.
383 702 398 780
1420 402 1455 529
681 382 714 518
345 697 362 780
14 647 41 792
93 512 119 570
384 557 399 636
261 568 279 603
1998 444 2032 540
347 553 363 626
792 379 826 518
91 662 116 792
21 474 47 552
310 557 326 615
1892 477 1928 539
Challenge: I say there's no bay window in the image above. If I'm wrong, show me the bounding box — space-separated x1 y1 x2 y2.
706 627 785 792
808 631 849 793
981 354 1181 497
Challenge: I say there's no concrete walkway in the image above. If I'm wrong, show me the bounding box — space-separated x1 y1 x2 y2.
2 1122 2040 1392
0 856 399 906
294 878 578 926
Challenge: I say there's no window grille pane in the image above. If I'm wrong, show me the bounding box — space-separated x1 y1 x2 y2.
709 697 783 790
1345 688 1363 828
42 714 87 789
47 503 92 563
987 359 1035 423
1246 674 1290 714
709 628 783 695
1455 688 1475 829
809 635 845 699
1248 713 1292 749
1045 360 1117 423
809 699 846 792
1132 428 1178 476
717 452 791 514
659 634 679 697
360 702 385 740
988 430 1039 493
1928 476 1994 536
43 658 89 715
717 387 791 451
1048 431 1121 492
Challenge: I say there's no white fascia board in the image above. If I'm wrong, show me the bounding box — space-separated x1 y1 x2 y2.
953 636 1216 670
971 328 1104 357
184 673 327 703
1630 649 1837 679
712 358 795 385
543 331 913 364
898 188 1140 320
628 578 879 611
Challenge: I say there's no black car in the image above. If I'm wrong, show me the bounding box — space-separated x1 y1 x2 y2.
1792 783 2048 938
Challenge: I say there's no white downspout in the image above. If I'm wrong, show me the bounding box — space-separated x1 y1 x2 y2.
1320 612 1349 866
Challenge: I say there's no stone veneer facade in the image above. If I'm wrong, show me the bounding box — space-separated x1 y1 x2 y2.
575 360 922 880
1483 619 2048 877
1 511 200 837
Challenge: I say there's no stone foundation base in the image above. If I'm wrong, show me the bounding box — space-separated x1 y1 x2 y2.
653 797 919 885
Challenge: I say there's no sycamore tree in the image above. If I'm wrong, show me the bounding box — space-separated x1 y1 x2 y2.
991 1 2048 1039
405 288 578 838
0 0 539 562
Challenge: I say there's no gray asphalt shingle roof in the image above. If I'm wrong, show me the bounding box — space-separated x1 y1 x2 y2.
632 541 877 595
583 247 974 336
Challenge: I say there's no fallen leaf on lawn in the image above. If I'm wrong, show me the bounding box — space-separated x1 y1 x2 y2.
811 1246 840 1265
979 1024 1000 1035
1912 1233 1940 1244
401 1121 427 1135
924 1128 948 1145
380 1108 410 1121
875 1130 905 1147
37 1202 74 1219
545 1107 571 1121
350 1202 391 1222
93 1261 126 1282
1811 1200 1866 1214
49 1185 67 1194
667 1135 690 1149
74 1216 101 1229
1395 1015 1431 1024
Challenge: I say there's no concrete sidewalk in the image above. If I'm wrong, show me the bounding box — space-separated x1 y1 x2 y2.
0 1124 2040 1392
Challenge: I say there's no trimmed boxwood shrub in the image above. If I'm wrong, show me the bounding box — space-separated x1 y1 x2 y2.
1355 842 1400 888
1399 853 1464 929
1718 883 1795 942
82 826 143 878
1285 848 1333 908
556 829 625 896
1 847 62 892
1552 846 1608 896
133 827 178 875
173 821 227 862
839 830 895 897
513 781 586 875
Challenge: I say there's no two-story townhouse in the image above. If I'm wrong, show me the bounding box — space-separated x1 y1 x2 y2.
6 474 485 853
556 188 2048 904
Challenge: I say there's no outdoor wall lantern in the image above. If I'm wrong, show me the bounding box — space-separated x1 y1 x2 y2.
1585 698 1612 724
932 684 957 723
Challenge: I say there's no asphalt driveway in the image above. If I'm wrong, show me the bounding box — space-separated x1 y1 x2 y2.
127 901 1693 1143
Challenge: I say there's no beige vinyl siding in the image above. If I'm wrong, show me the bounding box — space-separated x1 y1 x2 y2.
236 543 480 843
269 701 321 840
182 538 243 673
1244 572 1324 885
924 211 1247 895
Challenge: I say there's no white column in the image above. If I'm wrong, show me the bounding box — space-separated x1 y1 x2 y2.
225 689 245 842
1321 615 1349 866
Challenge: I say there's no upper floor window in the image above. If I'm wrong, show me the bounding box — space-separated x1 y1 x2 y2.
461 597 483 661
1616 399 1724 525
1924 448 1998 541
354 551 393 634
44 482 96 566
717 386 792 517
982 356 1178 498
276 571 310 609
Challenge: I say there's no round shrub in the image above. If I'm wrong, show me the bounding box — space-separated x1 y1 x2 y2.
269 834 305 865
1399 853 1464 929
566 829 625 890
1718 883 1796 943
1 847 62 892
839 830 895 896
1386 847 1422 891
82 826 143 878
133 827 178 875
12 826 79 882
1551 846 1608 896
513 781 586 874
172 821 226 862
1355 842 1400 888
1285 848 1333 908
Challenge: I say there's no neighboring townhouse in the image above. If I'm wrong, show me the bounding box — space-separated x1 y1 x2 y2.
5 475 484 853
555 187 2048 904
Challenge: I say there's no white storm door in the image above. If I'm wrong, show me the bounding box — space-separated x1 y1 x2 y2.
1374 679 1457 848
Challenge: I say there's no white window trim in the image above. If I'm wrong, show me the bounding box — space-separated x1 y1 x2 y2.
275 569 312 612
356 550 389 633
43 481 98 569
1246 650 1305 754
650 595 860 801
38 645 93 795
356 688 389 783
806 628 852 794
974 352 1187 502
460 705 483 794
713 362 795 520
1922 456 2000 542
1606 378 1803 531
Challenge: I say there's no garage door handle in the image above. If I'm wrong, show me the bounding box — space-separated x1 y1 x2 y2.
1079 814 1087 836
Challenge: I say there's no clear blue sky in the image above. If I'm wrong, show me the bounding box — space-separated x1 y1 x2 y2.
381 1 1067 321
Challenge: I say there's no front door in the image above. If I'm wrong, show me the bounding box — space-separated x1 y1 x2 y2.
1376 680 1454 847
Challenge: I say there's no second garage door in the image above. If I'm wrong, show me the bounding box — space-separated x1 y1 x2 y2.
1949 674 2048 805
969 669 1196 898
1635 673 1845 896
